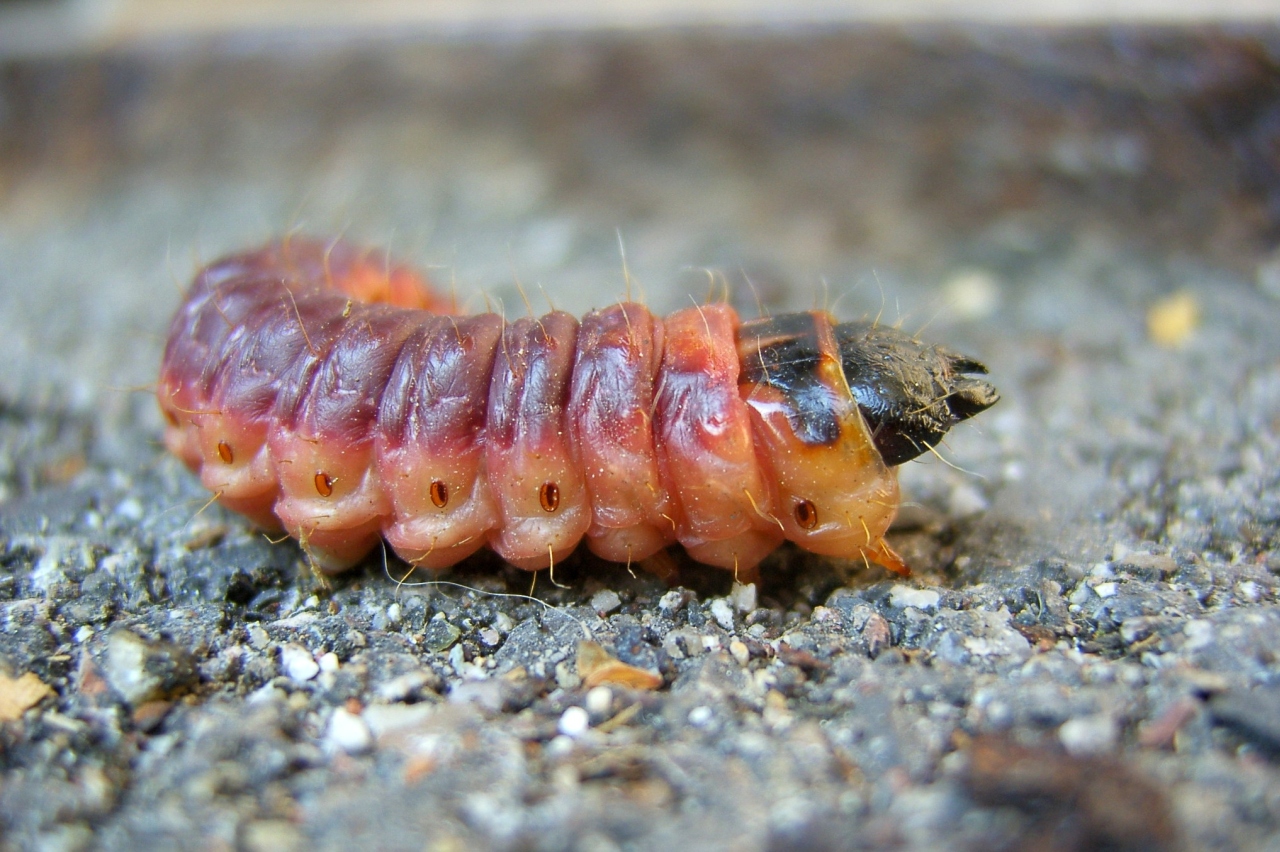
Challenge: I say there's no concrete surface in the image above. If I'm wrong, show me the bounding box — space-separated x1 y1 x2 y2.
1 27 1279 851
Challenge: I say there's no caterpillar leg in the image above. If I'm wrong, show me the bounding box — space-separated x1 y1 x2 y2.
863 538 910 578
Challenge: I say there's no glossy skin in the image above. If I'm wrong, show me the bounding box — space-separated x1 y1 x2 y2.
158 237 998 578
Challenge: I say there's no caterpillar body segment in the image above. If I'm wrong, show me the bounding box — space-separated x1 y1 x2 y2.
158 237 998 579
737 313 903 572
376 314 504 570
566 303 675 564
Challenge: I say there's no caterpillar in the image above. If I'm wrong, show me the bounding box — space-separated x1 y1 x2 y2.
157 237 998 581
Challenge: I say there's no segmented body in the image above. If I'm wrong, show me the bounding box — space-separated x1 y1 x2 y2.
158 238 997 579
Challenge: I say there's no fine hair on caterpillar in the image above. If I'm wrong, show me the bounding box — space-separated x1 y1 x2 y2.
157 236 998 583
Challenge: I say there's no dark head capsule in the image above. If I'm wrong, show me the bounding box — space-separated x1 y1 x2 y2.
834 322 1000 466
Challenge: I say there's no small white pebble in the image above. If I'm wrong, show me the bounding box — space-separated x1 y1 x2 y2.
115 498 144 521
658 590 686 613
1089 562 1115 579
479 627 502 647
1059 714 1117 756
546 735 575 757
709 598 735 631
386 603 402 625
552 662 579 691
558 706 590 738
889 585 940 612
730 582 757 614
1184 619 1215 651
701 635 721 652
812 606 836 623
1238 581 1263 603
73 625 94 643
318 652 340 673
942 268 1002 321
585 686 613 716
590 589 622 614
1092 582 1118 599
492 612 514 633
247 684 285 706
247 624 270 651
303 595 320 610
729 640 750 667
327 708 373 755
1068 584 1094 606
688 706 714 727
448 644 468 677
281 644 320 682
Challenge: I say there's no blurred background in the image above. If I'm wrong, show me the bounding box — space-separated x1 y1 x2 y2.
0 0 1278 545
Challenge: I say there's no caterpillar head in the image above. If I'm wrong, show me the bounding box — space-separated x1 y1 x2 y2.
835 322 1000 466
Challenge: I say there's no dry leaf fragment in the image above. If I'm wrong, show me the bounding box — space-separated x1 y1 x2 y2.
0 672 54 722
576 641 662 691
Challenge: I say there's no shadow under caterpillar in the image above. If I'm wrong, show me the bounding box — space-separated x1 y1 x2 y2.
157 237 998 582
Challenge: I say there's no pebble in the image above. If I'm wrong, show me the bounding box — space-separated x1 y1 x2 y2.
423 619 462 653
590 590 622 615
729 640 750 666
114 498 144 522
1183 619 1215 652
102 630 198 706
326 708 373 755
688 706 715 728
1059 714 1118 756
558 706 590 738
862 613 892 658
585 686 613 716
280 644 320 682
247 624 270 651
1237 581 1262 603
318 652 340 673
709 599 736 630
241 820 304 852
657 590 686 614
374 670 438 703
730 582 757 613
1092 582 1118 598
890 586 940 612
545 735 575 758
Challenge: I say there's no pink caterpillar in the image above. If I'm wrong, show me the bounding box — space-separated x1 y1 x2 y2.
158 238 997 581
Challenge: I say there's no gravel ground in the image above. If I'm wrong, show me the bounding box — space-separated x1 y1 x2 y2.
2 27 1280 852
